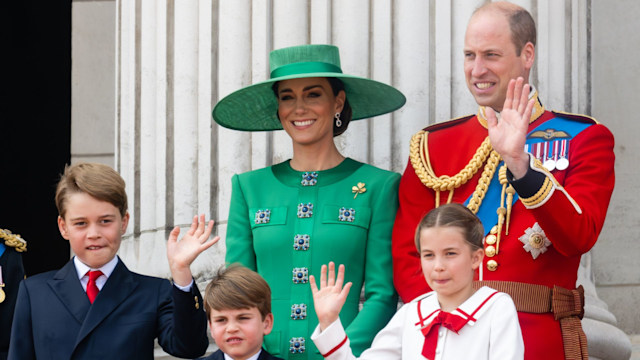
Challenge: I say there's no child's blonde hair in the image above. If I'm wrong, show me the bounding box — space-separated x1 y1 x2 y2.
414 203 484 252
55 162 128 218
204 264 272 320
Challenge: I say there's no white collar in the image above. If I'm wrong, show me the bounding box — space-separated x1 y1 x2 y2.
74 255 119 280
419 286 501 327
223 349 262 360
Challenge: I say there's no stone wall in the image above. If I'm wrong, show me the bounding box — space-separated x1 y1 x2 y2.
591 0 640 335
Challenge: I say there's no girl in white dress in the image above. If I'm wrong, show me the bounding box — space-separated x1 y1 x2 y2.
309 203 524 360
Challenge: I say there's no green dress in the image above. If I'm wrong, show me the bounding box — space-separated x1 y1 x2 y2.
225 158 399 359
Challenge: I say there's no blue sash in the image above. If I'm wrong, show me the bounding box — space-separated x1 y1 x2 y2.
464 115 593 234
525 116 592 144
0 242 6 258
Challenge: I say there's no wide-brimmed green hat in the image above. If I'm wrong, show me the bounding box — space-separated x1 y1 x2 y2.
212 44 406 131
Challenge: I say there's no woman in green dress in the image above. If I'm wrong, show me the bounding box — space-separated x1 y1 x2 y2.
212 44 405 360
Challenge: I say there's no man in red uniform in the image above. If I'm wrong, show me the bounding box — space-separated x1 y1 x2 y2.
392 3 614 360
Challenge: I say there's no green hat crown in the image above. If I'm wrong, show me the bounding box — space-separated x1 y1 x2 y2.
212 44 406 132
269 45 343 79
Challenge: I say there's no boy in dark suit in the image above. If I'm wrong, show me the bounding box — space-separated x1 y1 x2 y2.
199 265 283 360
9 162 217 359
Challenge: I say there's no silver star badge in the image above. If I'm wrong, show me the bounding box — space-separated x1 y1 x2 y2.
519 223 551 259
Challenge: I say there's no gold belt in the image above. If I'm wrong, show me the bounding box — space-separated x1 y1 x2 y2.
473 280 588 360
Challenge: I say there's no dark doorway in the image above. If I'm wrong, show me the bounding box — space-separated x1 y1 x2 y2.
1 1 72 276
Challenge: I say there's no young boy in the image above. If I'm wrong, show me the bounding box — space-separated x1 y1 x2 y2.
199 265 283 360
8 162 217 359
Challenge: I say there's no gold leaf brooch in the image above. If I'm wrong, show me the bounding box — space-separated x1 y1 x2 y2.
352 182 366 199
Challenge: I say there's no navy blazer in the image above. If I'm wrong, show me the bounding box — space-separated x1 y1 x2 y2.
8 257 208 360
198 348 284 360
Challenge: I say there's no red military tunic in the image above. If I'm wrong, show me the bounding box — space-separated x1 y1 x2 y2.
392 94 615 360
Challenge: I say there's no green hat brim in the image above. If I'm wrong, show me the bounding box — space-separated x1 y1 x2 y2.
212 72 406 131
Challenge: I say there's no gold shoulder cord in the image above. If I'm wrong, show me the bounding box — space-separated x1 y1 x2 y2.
410 98 543 253
495 166 516 254
410 131 514 254
410 130 497 211
0 229 27 252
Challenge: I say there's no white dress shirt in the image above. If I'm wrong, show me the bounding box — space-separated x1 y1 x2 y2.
224 349 262 360
74 256 118 291
73 256 193 292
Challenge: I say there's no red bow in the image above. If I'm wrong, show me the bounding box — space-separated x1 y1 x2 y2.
420 310 468 359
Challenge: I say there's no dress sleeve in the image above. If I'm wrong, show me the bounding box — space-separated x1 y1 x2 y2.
225 174 257 270
8 281 36 360
509 124 615 256
343 173 401 355
157 280 209 358
312 307 406 360
488 294 524 360
392 160 433 302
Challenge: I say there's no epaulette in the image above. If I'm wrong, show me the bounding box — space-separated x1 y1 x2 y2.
0 228 27 252
421 114 475 133
551 110 599 125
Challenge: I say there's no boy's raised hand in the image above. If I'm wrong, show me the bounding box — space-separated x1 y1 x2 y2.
167 214 219 287
310 262 352 332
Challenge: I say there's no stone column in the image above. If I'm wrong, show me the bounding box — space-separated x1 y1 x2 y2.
579 253 632 359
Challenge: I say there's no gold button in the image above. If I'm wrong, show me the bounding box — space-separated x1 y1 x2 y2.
485 234 497 245
485 245 496 257
490 225 498 235
194 296 200 309
487 260 498 271
529 233 545 249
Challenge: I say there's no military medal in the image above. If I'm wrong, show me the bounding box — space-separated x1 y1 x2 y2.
556 139 569 170
533 142 542 162
543 141 557 171
519 223 552 259
0 266 5 303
